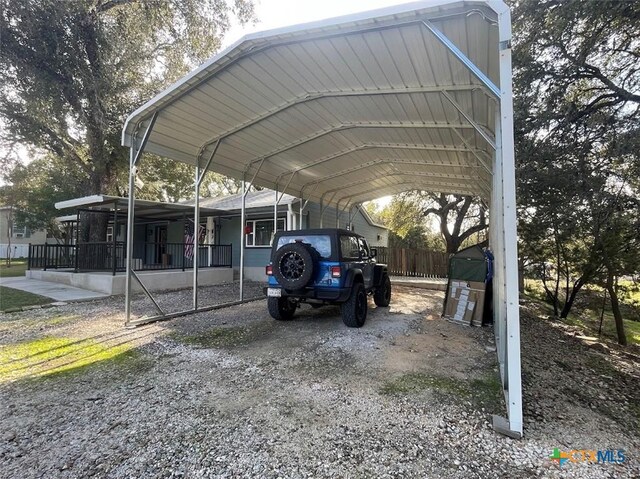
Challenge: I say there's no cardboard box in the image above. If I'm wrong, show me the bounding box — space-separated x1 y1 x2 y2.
466 281 486 326
444 280 486 326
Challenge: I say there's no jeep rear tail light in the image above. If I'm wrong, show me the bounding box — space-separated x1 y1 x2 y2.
266 265 273 276
330 266 341 278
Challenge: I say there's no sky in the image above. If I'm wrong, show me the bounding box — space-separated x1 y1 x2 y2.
223 0 417 50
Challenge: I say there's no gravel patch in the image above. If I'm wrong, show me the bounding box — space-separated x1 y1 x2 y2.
0 286 638 478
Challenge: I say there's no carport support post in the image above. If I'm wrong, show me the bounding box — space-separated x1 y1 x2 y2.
274 187 278 237
124 147 137 323
193 164 200 310
125 113 157 325
239 179 246 300
492 3 522 438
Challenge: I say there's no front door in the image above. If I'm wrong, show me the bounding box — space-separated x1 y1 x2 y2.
155 225 167 263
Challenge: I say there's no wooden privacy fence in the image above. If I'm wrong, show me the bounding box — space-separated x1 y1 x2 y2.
376 246 448 278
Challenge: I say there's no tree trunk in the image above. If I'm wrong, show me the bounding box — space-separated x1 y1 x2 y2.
517 257 525 291
606 271 627 346
560 278 584 318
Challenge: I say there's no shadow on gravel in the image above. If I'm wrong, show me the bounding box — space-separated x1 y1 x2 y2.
520 299 640 439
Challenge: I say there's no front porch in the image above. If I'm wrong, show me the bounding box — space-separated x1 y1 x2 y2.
24 267 234 295
27 242 232 274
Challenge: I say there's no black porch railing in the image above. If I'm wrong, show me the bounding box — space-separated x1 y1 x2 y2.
28 244 76 270
28 242 232 274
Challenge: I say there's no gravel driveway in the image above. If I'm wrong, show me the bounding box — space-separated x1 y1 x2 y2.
0 283 638 478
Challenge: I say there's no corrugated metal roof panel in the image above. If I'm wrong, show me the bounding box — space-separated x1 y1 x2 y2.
123 0 502 206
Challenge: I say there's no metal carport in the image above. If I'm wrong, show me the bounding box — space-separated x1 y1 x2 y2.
121 0 522 437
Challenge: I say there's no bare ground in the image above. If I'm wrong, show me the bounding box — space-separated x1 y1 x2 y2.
0 283 638 478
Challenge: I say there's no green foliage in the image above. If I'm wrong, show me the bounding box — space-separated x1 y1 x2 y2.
1 154 88 236
371 196 445 251
513 0 640 328
0 0 255 223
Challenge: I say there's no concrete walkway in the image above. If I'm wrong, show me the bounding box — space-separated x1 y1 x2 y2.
390 276 447 291
0 276 109 302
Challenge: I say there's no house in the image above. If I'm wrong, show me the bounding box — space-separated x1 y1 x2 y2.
25 190 387 292
188 189 388 281
0 206 50 258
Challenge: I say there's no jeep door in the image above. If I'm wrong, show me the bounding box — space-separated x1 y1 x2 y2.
358 237 375 288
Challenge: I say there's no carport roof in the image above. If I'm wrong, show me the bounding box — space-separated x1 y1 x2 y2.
122 0 508 207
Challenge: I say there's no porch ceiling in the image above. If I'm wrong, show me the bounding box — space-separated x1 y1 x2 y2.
122 0 506 207
55 195 229 221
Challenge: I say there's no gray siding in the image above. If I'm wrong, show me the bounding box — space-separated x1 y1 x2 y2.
305 203 387 246
219 216 276 268
217 201 388 267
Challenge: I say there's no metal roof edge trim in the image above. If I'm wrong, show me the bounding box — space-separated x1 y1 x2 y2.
55 195 109 210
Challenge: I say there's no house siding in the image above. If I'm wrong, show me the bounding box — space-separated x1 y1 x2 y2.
218 202 388 279
304 203 387 246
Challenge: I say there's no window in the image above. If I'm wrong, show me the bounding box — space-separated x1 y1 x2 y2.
246 218 285 247
12 225 30 239
106 226 114 243
340 235 360 260
277 234 332 259
358 238 370 258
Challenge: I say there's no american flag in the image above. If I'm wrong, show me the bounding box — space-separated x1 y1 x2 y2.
184 221 205 259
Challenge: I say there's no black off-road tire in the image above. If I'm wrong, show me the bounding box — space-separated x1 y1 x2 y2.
341 282 367 328
268 297 296 321
272 242 316 290
374 274 392 307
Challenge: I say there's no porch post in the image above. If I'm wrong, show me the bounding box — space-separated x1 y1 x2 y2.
74 209 80 272
112 202 118 275
207 216 214 267
239 179 246 301
193 165 200 310
181 212 186 271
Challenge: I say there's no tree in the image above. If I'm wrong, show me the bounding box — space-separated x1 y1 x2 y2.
421 193 488 255
512 0 640 343
372 195 445 251
0 0 255 231
1 154 88 241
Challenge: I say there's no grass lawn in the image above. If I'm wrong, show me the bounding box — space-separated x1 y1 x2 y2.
565 308 640 346
0 336 137 382
0 260 28 278
0 286 51 312
523 279 640 346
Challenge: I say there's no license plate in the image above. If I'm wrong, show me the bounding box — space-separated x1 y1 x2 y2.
267 288 282 297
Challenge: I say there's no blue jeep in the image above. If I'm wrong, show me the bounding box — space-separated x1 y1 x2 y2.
264 228 391 327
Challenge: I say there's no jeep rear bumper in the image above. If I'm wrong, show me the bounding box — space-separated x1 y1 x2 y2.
263 286 352 303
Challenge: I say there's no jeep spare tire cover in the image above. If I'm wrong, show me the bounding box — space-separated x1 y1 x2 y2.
273 242 316 290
